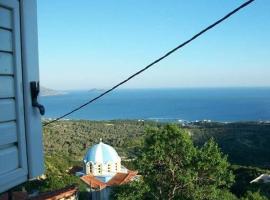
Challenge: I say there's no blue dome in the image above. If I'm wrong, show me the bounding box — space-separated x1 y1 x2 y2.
84 141 120 164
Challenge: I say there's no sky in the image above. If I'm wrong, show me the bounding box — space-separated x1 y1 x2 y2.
37 0 270 90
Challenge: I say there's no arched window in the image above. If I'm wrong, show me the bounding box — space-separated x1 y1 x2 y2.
108 164 111 172
98 164 102 174
115 163 118 171
90 163 93 173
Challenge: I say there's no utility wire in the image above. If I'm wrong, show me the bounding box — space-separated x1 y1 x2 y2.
43 0 254 126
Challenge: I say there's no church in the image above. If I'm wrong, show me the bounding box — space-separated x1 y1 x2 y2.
79 139 138 200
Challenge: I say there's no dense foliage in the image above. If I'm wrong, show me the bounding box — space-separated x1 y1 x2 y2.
12 120 270 199
111 125 235 200
230 165 270 198
43 120 153 160
43 120 270 168
190 121 270 167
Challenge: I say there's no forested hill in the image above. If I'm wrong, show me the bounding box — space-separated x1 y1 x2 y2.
43 120 270 168
190 121 270 167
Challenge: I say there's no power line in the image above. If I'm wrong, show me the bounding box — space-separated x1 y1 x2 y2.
43 0 255 127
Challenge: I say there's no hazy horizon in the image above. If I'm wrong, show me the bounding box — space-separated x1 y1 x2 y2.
43 86 270 92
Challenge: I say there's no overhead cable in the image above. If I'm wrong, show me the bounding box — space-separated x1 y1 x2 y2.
43 0 255 126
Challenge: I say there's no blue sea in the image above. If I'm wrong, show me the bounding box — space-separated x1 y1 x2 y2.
41 88 270 122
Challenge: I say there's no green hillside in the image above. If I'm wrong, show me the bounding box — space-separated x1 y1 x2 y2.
189 122 270 167
43 120 270 168
13 120 270 199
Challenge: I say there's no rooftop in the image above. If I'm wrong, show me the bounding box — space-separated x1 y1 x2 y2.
0 186 78 200
29 185 78 200
80 170 138 190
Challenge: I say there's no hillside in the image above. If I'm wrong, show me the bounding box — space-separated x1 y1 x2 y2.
43 120 153 160
15 120 270 199
43 120 270 168
189 121 270 167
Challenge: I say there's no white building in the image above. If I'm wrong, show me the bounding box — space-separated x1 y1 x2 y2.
80 140 138 200
83 139 128 182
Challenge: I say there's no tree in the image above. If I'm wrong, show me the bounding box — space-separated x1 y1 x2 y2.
110 179 150 200
112 125 235 200
192 138 235 200
240 191 268 200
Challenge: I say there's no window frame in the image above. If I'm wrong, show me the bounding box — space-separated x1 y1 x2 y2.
20 0 44 179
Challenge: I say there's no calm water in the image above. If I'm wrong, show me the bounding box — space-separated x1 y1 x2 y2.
41 88 270 122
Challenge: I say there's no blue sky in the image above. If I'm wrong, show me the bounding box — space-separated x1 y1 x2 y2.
37 0 270 90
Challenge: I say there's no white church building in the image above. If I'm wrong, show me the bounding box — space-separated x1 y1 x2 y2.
80 140 138 200
83 139 128 182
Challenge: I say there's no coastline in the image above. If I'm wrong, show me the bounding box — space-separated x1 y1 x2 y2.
40 88 270 122
42 118 270 125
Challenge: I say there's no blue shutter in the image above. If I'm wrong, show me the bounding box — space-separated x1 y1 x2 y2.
0 0 28 192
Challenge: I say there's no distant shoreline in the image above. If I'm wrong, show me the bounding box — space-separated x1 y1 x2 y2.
41 88 270 122
42 118 270 125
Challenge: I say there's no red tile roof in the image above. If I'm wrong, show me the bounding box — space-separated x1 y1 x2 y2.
29 185 78 200
107 170 138 186
80 175 107 190
0 186 78 200
81 170 138 190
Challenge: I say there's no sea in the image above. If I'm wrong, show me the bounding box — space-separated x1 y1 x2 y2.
41 88 270 122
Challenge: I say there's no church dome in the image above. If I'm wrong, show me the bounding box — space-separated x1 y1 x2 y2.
84 141 121 164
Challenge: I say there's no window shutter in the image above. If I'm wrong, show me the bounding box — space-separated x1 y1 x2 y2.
0 0 43 193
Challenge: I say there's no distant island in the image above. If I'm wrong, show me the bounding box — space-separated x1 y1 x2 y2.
40 86 67 96
40 87 106 96
88 88 105 93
